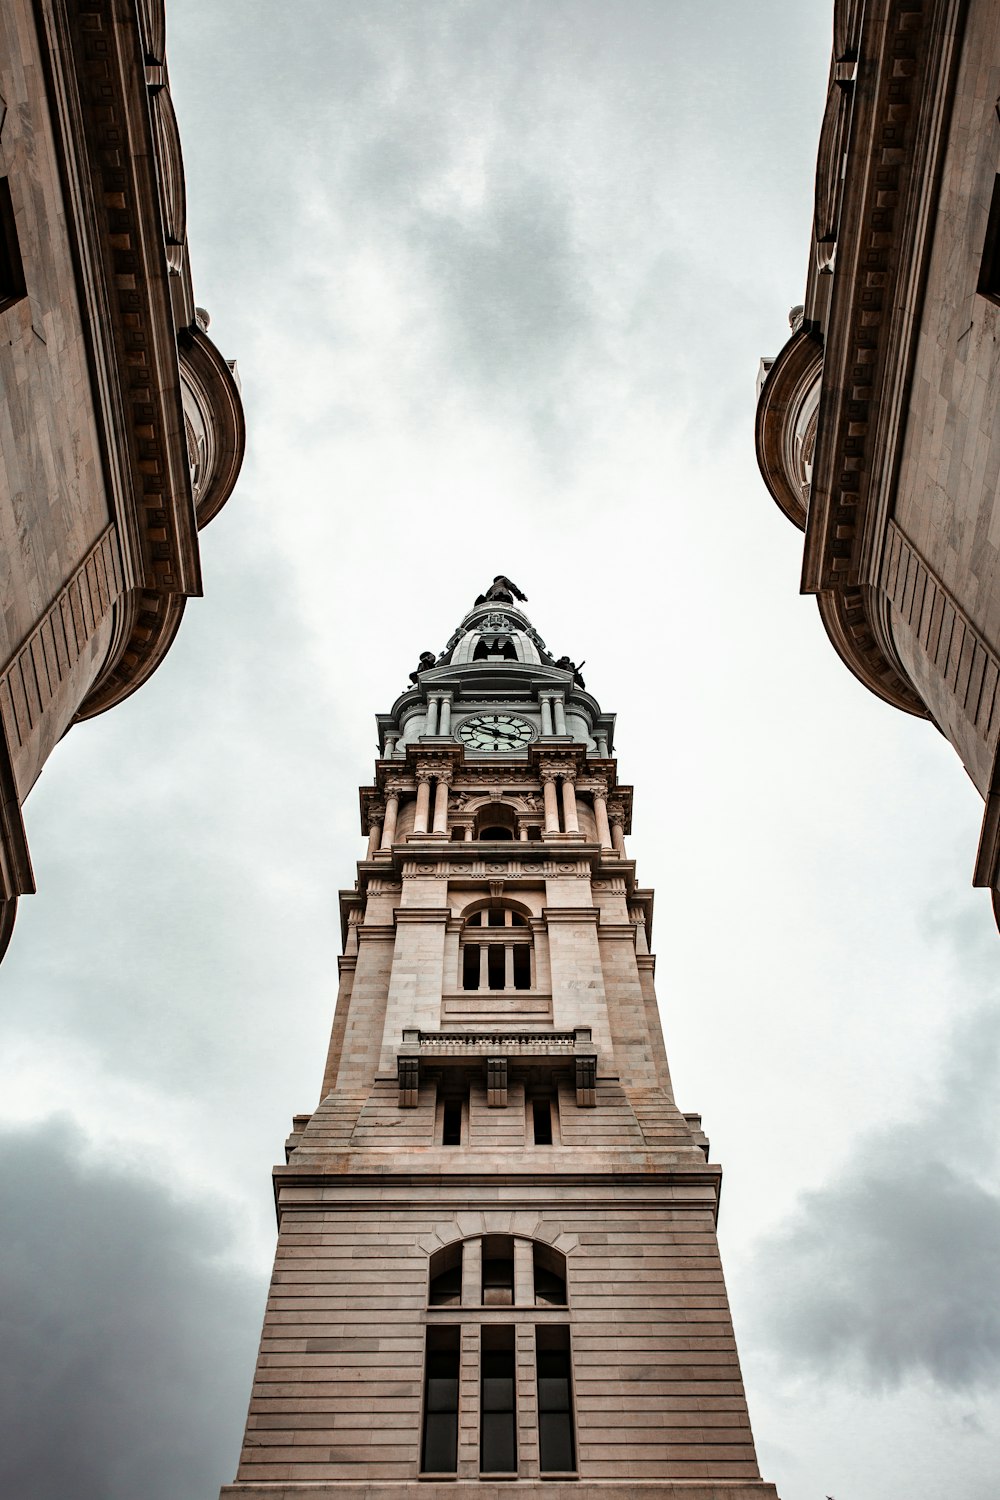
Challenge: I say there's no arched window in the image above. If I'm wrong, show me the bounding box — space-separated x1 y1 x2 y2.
422 1235 574 1478
473 635 517 660
473 802 516 840
460 907 533 991
532 1241 567 1305
429 1242 463 1306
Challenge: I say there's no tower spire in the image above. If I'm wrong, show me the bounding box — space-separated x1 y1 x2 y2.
221 588 779 1499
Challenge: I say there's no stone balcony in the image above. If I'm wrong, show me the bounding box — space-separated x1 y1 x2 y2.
397 1026 597 1108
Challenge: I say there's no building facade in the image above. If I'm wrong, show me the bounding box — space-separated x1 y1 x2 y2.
756 0 1000 919
0 0 244 956
222 582 778 1498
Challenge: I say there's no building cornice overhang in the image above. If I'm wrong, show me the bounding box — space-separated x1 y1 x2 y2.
35 0 244 720
754 324 823 531
270 1167 724 1223
178 321 246 528
765 0 966 721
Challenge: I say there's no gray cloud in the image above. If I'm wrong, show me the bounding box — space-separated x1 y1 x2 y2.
749 1000 1000 1391
405 169 590 404
0 1119 265 1500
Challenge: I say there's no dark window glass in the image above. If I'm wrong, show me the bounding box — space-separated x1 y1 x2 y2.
442 1097 463 1146
481 1235 514 1305
480 825 514 840
0 179 26 314
513 946 531 990
422 1328 460 1473
533 1242 567 1306
487 944 505 990
977 174 1000 307
480 1332 516 1473
527 825 542 840
532 1099 552 1146
429 1242 463 1305
463 944 480 990
487 908 505 926
467 911 483 925
536 1328 575 1473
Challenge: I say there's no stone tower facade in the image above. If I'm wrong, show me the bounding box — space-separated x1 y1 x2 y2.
223 581 778 1499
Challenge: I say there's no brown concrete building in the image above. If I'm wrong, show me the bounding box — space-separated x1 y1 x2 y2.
0 0 244 956
756 0 1000 919
223 581 778 1498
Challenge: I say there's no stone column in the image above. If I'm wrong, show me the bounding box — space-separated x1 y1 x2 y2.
608 800 626 855
514 1237 534 1304
384 730 400 758
366 805 384 859
592 780 612 849
553 694 567 736
519 824 529 842
462 1234 483 1307
381 787 401 849
479 943 489 990
595 732 609 758
432 766 452 834
439 694 452 735
504 943 515 990
425 696 439 736
561 768 579 834
541 768 561 833
540 695 553 736
413 768 433 834
463 825 474 841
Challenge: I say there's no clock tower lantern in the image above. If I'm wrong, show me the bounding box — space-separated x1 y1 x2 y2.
222 582 778 1498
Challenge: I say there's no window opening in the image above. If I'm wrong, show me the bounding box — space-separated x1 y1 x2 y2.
442 1095 464 1146
480 1327 517 1473
429 1243 463 1306
513 946 531 989
0 179 26 314
481 1235 515 1305
479 824 514 840
977 174 1000 307
487 909 506 926
533 1242 567 1306
536 1326 575 1473
532 1098 553 1146
421 1327 460 1473
487 944 506 990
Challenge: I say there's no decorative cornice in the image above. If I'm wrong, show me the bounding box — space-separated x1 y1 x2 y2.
760 0 966 723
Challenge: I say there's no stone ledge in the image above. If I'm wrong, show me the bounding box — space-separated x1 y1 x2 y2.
222 1483 781 1499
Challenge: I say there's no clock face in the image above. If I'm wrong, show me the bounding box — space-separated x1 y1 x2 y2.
457 713 534 753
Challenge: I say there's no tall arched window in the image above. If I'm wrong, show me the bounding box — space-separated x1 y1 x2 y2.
473 802 516 840
422 1236 573 1478
460 908 533 991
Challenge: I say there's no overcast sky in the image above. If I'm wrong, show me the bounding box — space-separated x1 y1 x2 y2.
2 3 999 1498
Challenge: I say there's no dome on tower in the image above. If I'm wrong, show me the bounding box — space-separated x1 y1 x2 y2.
438 576 552 668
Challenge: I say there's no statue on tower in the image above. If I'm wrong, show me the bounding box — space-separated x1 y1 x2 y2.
475 574 527 606
408 650 437 684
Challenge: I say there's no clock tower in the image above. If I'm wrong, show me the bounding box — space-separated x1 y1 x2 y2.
222 581 778 1498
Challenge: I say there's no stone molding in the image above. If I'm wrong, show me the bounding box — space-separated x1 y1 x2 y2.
31 0 244 726
757 0 966 721
0 524 124 758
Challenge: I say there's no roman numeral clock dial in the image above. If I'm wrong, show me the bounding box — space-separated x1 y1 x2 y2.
457 713 534 752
